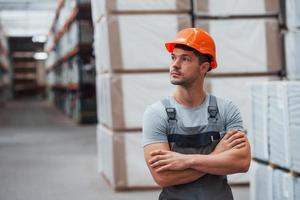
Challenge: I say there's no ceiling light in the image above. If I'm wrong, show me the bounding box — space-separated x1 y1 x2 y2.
34 52 48 60
32 35 47 43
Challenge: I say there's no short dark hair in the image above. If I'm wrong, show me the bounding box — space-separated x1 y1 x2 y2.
174 44 212 71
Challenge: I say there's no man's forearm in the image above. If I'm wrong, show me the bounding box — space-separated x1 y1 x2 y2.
188 144 251 175
151 168 205 187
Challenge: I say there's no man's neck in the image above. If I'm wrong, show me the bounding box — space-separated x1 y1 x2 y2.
173 84 206 108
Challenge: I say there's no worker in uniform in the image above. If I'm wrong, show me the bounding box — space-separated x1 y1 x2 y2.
143 28 251 200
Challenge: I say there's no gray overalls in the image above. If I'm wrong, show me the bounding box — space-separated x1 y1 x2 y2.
159 95 233 200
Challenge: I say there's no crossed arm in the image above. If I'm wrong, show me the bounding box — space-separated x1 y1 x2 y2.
144 129 251 187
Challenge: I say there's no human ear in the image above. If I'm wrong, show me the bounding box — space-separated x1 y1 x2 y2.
200 62 210 73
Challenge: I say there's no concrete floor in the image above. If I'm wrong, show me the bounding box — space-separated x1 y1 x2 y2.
0 99 249 200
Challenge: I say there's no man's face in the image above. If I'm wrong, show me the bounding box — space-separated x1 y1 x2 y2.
169 48 202 86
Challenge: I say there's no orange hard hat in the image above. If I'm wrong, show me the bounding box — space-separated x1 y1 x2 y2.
165 28 217 69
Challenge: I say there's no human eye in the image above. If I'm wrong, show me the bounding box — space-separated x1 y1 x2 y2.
182 56 191 62
171 54 176 61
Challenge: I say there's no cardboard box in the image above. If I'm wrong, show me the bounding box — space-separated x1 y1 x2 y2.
96 73 174 130
196 18 282 73
94 14 191 73
97 124 156 189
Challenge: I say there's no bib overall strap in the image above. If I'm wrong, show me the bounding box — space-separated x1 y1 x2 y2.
161 98 177 131
208 95 219 123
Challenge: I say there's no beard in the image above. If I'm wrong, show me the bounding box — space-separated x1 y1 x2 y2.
170 77 191 87
170 74 200 88
171 79 185 85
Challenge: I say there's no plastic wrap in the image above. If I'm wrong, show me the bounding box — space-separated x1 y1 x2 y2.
250 161 273 200
194 0 279 16
97 124 156 189
91 0 190 23
273 169 294 200
269 82 291 168
295 176 300 200
286 82 300 173
285 0 300 29
196 18 281 73
96 73 174 130
94 14 191 73
285 30 300 80
268 82 300 170
251 83 269 161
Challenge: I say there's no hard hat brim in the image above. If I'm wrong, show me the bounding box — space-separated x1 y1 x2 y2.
164 42 217 68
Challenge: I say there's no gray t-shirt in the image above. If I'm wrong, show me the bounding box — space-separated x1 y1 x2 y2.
143 94 243 146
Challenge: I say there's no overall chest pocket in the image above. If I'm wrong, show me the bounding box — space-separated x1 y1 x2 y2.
168 131 221 148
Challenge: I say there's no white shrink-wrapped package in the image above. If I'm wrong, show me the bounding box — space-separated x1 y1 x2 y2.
272 169 294 200
285 30 300 80
285 82 300 173
97 124 157 189
96 73 174 130
91 0 190 23
196 18 282 74
94 14 191 73
251 83 269 161
295 176 300 200
194 0 279 16
268 82 291 169
250 161 273 200
285 0 300 29
269 81 300 170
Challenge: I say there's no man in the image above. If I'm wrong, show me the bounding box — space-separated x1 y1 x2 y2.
142 28 251 200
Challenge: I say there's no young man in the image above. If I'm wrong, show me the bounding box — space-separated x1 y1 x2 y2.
143 28 251 200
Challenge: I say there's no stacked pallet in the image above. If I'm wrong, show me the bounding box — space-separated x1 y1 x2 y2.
92 0 191 189
251 81 300 199
251 1 300 198
194 0 282 183
0 28 11 104
45 0 96 124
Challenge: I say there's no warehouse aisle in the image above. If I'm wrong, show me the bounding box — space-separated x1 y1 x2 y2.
0 99 249 200
0 99 159 200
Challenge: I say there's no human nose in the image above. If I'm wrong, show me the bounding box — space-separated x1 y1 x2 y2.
171 57 181 69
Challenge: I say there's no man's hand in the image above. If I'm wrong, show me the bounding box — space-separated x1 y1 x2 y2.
149 150 191 172
148 129 247 173
212 129 247 154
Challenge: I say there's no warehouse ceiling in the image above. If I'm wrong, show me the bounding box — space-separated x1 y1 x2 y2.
0 0 56 37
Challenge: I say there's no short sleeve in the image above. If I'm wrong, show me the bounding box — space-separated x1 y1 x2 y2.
142 105 169 146
224 101 244 132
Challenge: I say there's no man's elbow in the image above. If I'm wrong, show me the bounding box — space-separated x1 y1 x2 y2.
239 142 251 173
240 157 251 172
153 175 170 187
239 151 251 172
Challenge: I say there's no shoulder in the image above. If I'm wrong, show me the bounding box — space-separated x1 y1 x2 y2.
143 99 169 124
214 95 239 113
213 95 243 130
144 100 167 118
